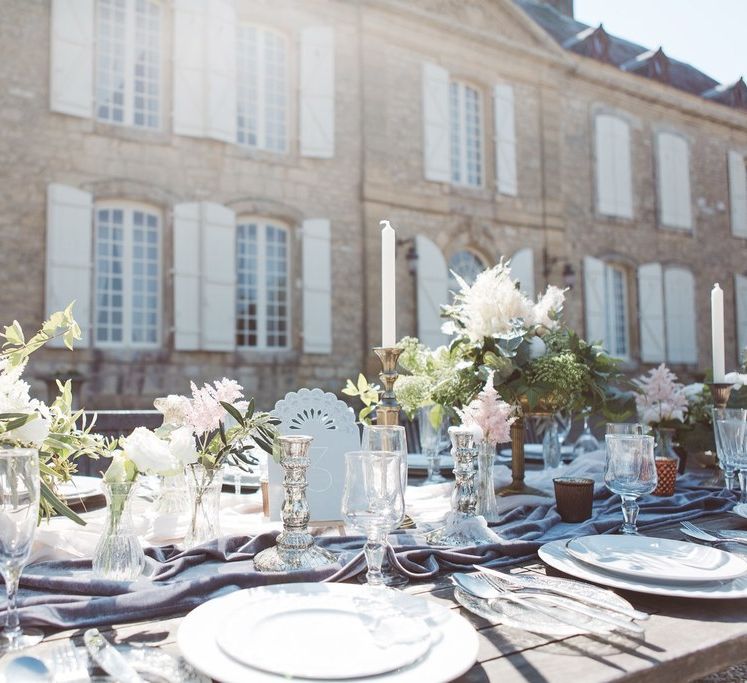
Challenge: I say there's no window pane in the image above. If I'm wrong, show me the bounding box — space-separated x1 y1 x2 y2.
449 82 483 188
236 27 259 147
464 86 482 186
605 266 628 357
449 82 461 184
448 250 486 302
94 207 126 344
236 27 287 152
96 0 127 125
236 223 259 347
265 225 289 347
131 210 160 344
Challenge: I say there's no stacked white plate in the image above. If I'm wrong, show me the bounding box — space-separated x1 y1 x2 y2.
406 453 453 472
539 534 747 599
58 475 103 503
177 583 478 682
733 503 747 520
222 466 261 489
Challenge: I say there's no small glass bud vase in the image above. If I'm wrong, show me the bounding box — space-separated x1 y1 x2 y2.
652 428 679 497
476 440 500 523
156 470 187 516
427 426 498 547
254 435 337 572
92 481 145 581
542 419 562 469
185 464 224 548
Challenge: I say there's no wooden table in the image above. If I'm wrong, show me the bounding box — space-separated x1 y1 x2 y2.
7 510 746 683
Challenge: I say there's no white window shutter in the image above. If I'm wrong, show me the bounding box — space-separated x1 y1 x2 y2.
595 115 616 216
422 63 450 182
637 263 665 363
735 274 747 363
657 132 692 229
205 0 237 143
416 235 448 347
50 0 94 118
300 27 335 159
173 203 201 350
729 151 747 237
46 184 93 347
493 84 517 196
664 267 697 364
200 203 236 351
613 117 633 217
173 0 207 137
510 247 535 300
583 256 606 346
302 219 332 353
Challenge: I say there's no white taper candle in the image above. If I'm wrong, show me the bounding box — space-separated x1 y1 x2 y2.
711 283 725 382
380 220 396 347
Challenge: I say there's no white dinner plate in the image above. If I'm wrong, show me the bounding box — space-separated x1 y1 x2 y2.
498 444 573 462
539 539 747 599
177 583 478 683
217 592 431 679
58 475 103 501
565 535 747 583
733 503 747 520
407 453 453 472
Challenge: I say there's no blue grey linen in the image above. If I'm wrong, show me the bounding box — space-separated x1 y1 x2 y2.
2 475 737 629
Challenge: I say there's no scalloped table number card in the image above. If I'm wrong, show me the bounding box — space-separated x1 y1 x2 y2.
268 388 361 522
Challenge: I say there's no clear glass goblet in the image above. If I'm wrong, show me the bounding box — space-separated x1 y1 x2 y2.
716 417 747 498
342 451 404 587
417 407 448 484
604 435 657 534
0 448 43 652
713 408 747 491
360 425 409 587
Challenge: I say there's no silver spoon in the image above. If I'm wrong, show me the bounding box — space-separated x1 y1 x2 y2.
4 655 53 682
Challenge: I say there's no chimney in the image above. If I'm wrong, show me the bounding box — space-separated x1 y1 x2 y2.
543 0 574 18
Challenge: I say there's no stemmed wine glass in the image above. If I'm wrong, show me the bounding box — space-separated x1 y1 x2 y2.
360 425 409 587
555 411 572 450
713 409 747 491
342 451 405 587
604 435 657 534
715 417 747 499
417 407 448 484
0 448 43 652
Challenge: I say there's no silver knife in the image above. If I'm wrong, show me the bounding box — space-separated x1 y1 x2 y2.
475 565 650 621
83 628 145 683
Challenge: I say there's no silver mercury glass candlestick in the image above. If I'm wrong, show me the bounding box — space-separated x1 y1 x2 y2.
426 426 498 547
254 435 337 573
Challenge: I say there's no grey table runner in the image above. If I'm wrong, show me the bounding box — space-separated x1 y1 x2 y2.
3 475 738 629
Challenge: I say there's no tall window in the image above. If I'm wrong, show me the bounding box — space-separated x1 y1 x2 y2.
448 250 486 301
236 26 288 152
95 0 161 129
604 264 629 358
94 205 161 347
449 82 483 187
236 220 290 349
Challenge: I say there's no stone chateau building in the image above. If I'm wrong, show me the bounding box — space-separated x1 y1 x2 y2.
1 0 746 408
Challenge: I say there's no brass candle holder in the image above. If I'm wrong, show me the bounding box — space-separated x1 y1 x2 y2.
497 413 550 497
373 347 402 426
709 382 733 410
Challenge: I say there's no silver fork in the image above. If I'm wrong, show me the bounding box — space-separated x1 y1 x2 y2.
476 572 641 636
48 642 90 682
681 521 747 546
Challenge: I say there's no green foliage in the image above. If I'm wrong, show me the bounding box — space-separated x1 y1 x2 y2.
1 302 81 367
342 373 381 423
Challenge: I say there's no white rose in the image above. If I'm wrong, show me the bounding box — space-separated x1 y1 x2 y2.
122 427 178 475
725 372 747 390
168 427 198 467
103 450 127 483
10 412 51 448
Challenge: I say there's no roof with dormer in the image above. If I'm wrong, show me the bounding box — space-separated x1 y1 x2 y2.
514 0 744 111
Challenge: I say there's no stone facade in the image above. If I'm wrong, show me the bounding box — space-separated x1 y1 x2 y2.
1 0 746 409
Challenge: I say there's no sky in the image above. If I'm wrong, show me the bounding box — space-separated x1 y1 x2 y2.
574 0 746 86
